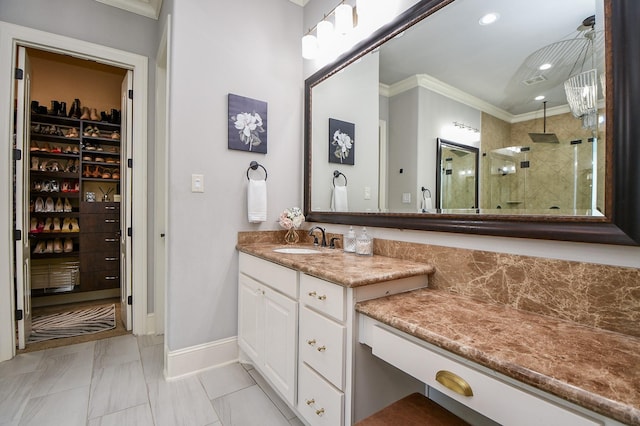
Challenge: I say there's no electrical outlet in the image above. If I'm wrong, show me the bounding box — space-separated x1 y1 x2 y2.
402 192 411 203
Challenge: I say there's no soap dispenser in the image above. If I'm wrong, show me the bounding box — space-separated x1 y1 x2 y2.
343 226 356 253
356 227 373 256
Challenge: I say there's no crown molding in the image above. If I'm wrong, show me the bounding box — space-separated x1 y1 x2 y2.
289 0 310 6
378 74 598 124
95 0 162 19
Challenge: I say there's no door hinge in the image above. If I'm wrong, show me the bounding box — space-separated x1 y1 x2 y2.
16 309 23 320
127 227 132 237
13 148 22 161
128 89 133 99
15 68 23 80
127 295 133 305
127 158 133 168
14 229 22 241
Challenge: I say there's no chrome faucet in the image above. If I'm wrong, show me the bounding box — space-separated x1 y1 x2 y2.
308 226 327 247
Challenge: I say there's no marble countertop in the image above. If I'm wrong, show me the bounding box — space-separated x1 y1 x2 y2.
236 243 435 287
356 288 640 425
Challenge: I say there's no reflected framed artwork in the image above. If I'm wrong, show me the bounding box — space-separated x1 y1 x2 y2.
329 118 355 165
228 93 267 153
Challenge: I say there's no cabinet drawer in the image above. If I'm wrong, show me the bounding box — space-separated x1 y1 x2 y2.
80 251 119 271
297 363 344 426
80 270 120 290
370 323 602 426
80 232 120 252
300 306 345 389
300 274 345 322
80 202 120 214
80 214 120 232
239 253 297 298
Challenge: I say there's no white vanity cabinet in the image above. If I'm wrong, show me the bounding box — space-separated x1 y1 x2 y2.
238 253 298 405
238 251 429 425
297 273 428 426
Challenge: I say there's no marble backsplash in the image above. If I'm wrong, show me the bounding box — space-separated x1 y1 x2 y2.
237 231 640 337
374 238 640 338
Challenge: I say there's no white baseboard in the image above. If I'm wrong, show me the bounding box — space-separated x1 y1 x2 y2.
165 336 238 380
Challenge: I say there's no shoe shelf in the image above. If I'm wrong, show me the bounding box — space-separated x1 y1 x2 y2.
31 113 79 127
28 110 120 294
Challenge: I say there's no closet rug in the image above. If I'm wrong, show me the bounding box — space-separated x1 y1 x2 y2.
27 304 116 343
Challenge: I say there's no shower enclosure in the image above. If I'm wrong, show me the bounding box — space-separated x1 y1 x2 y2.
485 138 600 214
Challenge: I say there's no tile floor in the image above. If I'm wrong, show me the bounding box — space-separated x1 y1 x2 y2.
0 334 303 426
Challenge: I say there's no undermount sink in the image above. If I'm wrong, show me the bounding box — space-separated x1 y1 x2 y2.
272 247 322 254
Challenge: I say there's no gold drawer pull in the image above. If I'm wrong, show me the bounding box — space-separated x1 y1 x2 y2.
317 345 326 352
305 398 315 406
307 339 316 346
308 291 317 297
315 408 325 416
435 370 473 397
317 294 327 300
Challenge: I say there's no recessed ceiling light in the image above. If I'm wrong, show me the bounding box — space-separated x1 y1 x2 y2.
535 95 545 101
539 63 552 70
479 13 500 26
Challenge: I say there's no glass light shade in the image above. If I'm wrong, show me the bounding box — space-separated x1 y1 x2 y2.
317 20 334 48
564 69 597 118
302 34 318 59
335 4 354 35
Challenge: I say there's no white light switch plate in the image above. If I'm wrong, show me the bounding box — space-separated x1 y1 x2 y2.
364 186 371 200
191 174 204 192
402 192 411 203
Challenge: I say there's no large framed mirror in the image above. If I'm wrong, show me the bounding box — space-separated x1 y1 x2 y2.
304 0 640 245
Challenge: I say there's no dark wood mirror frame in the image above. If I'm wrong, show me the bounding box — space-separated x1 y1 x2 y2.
304 0 639 246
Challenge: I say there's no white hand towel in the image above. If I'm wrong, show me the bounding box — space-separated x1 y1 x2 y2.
331 185 348 212
421 193 433 212
247 179 267 223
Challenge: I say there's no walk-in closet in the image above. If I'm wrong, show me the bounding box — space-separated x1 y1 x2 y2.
15 47 130 350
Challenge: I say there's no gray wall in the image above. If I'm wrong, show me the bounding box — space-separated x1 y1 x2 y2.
166 0 303 351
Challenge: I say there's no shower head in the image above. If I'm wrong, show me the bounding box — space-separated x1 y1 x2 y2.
528 101 559 143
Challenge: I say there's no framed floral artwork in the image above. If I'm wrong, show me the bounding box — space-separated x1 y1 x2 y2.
328 118 355 165
228 93 267 153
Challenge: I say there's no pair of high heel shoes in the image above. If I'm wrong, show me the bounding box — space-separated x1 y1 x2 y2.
32 180 60 193
32 238 74 254
32 158 79 173
30 217 79 233
33 197 72 213
83 165 120 179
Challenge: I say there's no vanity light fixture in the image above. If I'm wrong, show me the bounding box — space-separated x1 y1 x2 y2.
335 3 354 34
453 121 479 134
479 12 499 26
301 1 356 60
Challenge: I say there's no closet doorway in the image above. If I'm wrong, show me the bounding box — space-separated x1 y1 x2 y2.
0 22 150 361
15 47 131 350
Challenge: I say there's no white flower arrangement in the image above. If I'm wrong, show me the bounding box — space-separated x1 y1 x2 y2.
279 207 305 230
